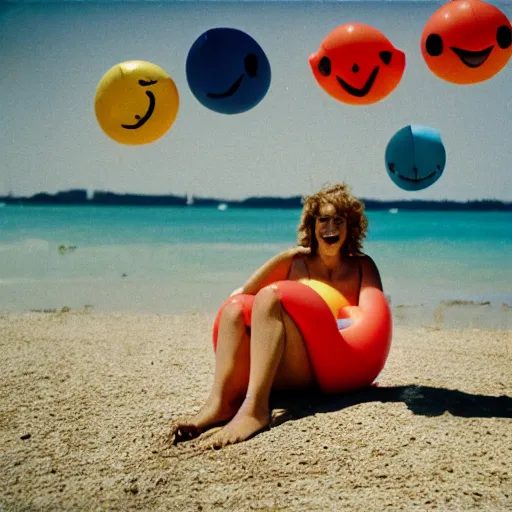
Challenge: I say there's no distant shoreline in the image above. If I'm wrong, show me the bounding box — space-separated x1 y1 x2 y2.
1 189 511 211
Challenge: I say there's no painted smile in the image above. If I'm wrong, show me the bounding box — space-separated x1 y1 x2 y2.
450 46 494 68
388 163 438 183
207 74 244 99
336 66 380 97
121 91 156 129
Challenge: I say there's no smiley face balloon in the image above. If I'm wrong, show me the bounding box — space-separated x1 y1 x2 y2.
421 0 511 85
186 28 271 115
309 23 406 106
385 125 446 192
95 60 179 145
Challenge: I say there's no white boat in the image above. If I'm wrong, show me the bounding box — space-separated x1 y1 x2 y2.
186 193 194 206
217 203 228 211
388 208 399 214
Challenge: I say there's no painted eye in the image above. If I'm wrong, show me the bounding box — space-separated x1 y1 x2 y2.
244 53 258 77
318 56 331 77
379 51 392 65
388 162 396 174
138 79 157 86
425 33 443 57
496 25 511 50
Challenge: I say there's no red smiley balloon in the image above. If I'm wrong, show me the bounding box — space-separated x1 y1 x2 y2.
309 23 406 106
421 0 511 85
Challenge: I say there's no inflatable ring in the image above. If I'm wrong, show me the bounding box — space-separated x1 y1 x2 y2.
212 281 392 394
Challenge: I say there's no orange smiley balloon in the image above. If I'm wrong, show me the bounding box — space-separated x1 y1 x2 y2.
421 0 511 85
309 23 406 106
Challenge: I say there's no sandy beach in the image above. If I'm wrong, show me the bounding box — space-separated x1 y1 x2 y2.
1 310 511 511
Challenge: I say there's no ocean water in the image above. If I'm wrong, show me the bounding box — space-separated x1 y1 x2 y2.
0 205 511 328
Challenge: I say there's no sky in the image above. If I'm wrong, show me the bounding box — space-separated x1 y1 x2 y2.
1 1 511 201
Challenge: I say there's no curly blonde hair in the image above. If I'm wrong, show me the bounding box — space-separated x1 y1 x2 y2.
297 183 368 256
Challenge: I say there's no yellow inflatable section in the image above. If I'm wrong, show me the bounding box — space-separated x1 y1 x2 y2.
298 279 349 318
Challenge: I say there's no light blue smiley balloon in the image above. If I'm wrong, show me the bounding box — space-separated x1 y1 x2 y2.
385 125 446 191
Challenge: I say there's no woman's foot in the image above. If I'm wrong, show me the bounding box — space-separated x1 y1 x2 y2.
169 395 241 444
200 397 270 449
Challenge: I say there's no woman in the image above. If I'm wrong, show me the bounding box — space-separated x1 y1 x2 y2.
170 183 384 448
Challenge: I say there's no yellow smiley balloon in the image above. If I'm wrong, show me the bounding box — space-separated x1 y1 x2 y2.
94 60 180 145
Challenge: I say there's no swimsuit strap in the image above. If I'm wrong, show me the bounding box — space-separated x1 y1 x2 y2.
287 254 310 280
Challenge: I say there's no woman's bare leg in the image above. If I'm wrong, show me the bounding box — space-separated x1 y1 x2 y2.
170 302 251 443
202 286 315 449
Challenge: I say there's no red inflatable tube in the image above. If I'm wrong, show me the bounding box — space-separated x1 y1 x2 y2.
212 281 392 394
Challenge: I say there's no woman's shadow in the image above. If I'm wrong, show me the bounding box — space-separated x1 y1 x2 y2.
270 384 512 425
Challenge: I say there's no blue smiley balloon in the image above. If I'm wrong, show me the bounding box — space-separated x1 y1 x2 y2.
385 125 446 191
186 27 271 115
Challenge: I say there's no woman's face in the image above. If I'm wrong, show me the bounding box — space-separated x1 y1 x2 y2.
314 202 347 257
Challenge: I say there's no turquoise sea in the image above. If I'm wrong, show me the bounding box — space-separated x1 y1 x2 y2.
0 205 510 328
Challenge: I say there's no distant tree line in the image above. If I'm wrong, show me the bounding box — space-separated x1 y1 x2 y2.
0 189 511 211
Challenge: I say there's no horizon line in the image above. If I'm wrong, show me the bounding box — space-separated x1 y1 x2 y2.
1 189 511 207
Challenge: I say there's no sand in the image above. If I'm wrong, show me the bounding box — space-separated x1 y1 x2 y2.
1 310 511 511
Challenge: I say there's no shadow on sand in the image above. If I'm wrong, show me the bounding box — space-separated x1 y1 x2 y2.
270 384 512 425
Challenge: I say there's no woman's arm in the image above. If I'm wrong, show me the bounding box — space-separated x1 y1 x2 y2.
240 246 311 295
360 255 383 292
